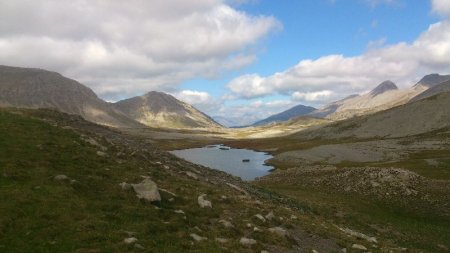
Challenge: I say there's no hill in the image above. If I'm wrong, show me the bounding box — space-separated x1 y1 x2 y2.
114 91 222 129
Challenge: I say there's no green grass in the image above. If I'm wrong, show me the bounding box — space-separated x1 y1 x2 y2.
255 181 450 253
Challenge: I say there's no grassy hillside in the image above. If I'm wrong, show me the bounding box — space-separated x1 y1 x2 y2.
0 109 350 252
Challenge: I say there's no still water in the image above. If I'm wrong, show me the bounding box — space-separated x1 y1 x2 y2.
170 144 274 181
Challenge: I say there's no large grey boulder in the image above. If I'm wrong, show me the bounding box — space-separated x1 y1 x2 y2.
131 179 161 202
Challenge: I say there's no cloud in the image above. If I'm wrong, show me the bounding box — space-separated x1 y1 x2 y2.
432 0 450 16
292 90 333 102
226 19 450 103
0 0 280 98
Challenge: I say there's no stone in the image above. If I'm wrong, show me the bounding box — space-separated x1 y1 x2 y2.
261 251 269 253
190 233 207 242
198 194 212 208
312 250 319 253
123 237 138 244
96 151 108 157
351 244 367 250
174 210 185 214
54 175 69 181
226 183 249 195
240 237 257 246
131 179 161 202
134 243 145 250
254 214 266 222
219 219 234 228
337 227 377 243
268 227 288 237
119 182 132 190
265 211 275 221
186 171 198 180
215 238 229 243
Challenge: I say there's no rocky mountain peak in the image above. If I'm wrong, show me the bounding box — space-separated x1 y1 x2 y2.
369 80 398 97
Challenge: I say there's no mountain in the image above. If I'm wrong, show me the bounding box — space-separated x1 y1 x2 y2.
213 116 243 128
0 65 142 128
414 73 450 88
252 104 316 126
410 79 450 102
114 91 222 129
295 91 450 140
369 80 398 96
309 80 425 121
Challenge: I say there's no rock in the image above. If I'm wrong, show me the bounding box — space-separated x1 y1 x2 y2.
96 151 108 157
226 183 249 195
123 237 138 244
159 188 177 197
54 175 69 181
240 237 257 246
131 179 161 202
215 238 229 243
186 171 198 180
438 244 449 251
134 243 145 250
265 211 275 221
312 250 319 253
174 210 185 214
268 227 288 237
190 233 207 242
198 194 212 208
119 182 132 190
253 227 262 232
219 219 234 228
337 226 377 243
351 244 367 250
254 214 266 222
290 215 297 220
261 251 269 253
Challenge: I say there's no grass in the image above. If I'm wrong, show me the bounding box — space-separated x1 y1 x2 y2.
1 109 354 252
255 182 450 253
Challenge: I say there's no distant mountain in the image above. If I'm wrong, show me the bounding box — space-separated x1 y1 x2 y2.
414 73 450 88
309 80 425 121
212 116 243 128
0 65 142 128
252 104 316 126
294 91 450 140
114 91 222 129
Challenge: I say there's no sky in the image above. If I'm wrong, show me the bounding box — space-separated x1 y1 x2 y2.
1 0 450 126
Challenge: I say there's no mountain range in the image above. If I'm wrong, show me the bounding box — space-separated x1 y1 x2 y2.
0 65 221 130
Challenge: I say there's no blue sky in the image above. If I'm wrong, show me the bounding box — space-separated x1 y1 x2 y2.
1 0 450 125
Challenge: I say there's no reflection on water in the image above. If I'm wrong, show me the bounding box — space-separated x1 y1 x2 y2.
170 144 274 181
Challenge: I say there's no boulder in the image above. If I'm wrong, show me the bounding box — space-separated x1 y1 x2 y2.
268 227 288 237
219 219 234 228
198 194 212 208
240 237 257 246
190 233 207 242
123 237 138 244
131 179 161 202
54 175 69 181
351 244 367 250
254 214 266 222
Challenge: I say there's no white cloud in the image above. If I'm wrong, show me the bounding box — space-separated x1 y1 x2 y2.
0 0 280 98
432 0 450 16
292 90 333 102
226 19 450 103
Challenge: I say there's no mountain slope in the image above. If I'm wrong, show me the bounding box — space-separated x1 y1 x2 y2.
295 91 450 140
252 104 316 126
114 91 222 129
410 79 450 103
309 80 426 121
0 65 142 128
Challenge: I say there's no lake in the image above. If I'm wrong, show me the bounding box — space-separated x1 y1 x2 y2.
170 144 274 181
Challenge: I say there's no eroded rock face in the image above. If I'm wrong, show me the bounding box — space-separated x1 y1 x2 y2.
131 179 161 202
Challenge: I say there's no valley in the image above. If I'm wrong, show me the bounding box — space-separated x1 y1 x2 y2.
1 66 450 252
